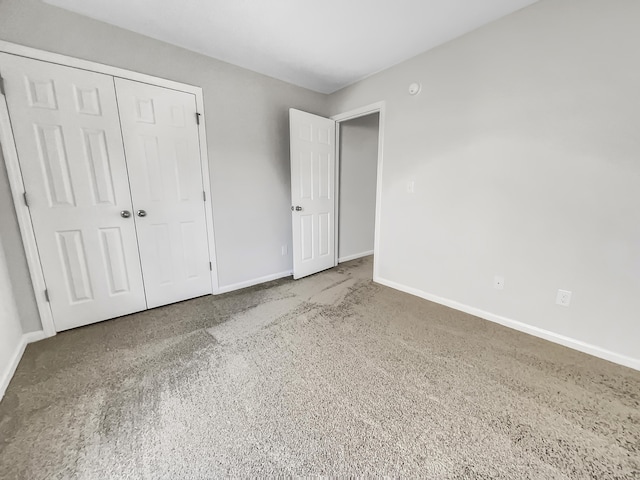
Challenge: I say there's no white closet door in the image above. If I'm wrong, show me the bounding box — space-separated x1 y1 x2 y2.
289 109 336 279
0 53 147 331
114 78 212 308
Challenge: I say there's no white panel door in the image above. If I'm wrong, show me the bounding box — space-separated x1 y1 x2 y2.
289 109 336 279
114 78 212 308
0 53 147 331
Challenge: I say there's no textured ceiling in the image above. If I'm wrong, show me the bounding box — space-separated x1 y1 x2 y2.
44 0 538 93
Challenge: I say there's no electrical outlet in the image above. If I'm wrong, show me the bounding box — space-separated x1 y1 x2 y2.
281 244 288 256
556 289 572 307
494 276 505 290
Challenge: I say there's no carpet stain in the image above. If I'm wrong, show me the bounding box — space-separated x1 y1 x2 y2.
1 256 639 479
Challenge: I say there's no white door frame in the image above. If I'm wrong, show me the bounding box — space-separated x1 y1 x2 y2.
331 101 385 282
0 40 220 337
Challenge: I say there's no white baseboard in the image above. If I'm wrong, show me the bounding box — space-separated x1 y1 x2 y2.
374 276 640 372
0 330 45 401
0 337 25 401
24 330 47 343
215 270 293 295
338 250 374 263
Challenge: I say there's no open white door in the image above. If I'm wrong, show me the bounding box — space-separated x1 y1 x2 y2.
289 109 336 279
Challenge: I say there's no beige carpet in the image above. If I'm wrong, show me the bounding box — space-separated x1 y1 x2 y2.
0 257 638 478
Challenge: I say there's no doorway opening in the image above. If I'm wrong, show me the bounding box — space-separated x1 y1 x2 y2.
289 102 384 281
333 103 384 281
336 112 380 271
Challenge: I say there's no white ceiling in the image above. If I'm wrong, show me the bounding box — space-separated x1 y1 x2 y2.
43 0 537 94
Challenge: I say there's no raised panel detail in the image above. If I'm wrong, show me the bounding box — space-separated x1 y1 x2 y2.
180 222 198 279
300 214 313 261
82 129 115 205
289 109 335 280
25 77 58 109
318 213 330 257
152 224 173 284
135 97 156 123
113 77 212 307
174 139 190 201
74 86 102 115
34 124 75 207
318 152 330 200
170 105 185 127
99 228 131 295
299 151 313 200
318 127 331 145
299 123 312 142
141 136 163 201
56 230 93 303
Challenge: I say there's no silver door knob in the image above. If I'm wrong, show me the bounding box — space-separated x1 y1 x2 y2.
292 206 302 211
120 210 131 218
137 210 147 217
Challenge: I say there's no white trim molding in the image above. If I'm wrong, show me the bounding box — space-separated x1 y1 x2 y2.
375 276 640 372
0 330 46 401
0 40 201 93
23 330 47 344
331 102 386 122
0 91 56 337
215 270 293 295
338 250 374 263
331 102 386 281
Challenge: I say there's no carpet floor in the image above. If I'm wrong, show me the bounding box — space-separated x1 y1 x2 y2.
0 256 638 479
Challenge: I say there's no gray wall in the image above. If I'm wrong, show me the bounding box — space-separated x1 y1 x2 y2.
0 148 40 332
0 0 329 332
338 113 379 260
4 0 639 367
329 0 640 363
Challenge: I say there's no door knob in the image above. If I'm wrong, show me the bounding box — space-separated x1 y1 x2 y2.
137 210 147 217
120 210 131 218
291 206 303 212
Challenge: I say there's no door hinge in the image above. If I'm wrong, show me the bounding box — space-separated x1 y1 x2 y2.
209 261 212 271
0 76 5 96
44 289 50 302
203 191 206 202
196 112 201 125
23 192 29 207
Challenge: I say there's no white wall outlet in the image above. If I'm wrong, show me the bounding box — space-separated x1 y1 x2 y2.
281 244 288 256
494 276 505 290
556 289 572 307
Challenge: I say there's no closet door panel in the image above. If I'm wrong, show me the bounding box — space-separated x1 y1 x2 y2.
114 78 212 308
0 53 147 331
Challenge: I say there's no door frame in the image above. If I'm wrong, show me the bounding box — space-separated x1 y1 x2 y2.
331 101 385 282
0 40 220 337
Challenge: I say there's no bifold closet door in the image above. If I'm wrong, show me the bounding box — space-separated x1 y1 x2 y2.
114 78 212 308
0 53 147 331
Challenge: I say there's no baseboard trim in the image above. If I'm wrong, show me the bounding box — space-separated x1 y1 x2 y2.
338 250 374 263
215 270 293 295
0 329 46 401
0 338 25 401
24 330 47 343
375 276 640 371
